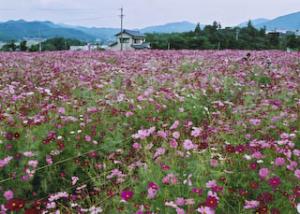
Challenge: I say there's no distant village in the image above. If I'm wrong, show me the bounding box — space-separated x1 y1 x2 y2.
1 27 300 52
0 29 151 52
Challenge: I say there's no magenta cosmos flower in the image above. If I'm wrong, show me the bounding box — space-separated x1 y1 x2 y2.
121 190 134 201
268 176 281 188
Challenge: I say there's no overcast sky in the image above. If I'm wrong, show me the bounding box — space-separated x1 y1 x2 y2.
0 0 299 28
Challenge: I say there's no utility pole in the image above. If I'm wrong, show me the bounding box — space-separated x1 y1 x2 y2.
39 29 42 52
236 29 240 41
119 7 125 51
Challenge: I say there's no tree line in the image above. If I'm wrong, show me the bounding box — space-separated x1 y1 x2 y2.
0 37 86 52
145 21 300 50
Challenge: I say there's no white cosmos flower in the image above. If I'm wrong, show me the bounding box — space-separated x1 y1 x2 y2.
244 154 252 160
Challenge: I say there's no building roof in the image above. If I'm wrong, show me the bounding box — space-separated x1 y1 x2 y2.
116 29 145 38
131 42 151 50
109 42 118 47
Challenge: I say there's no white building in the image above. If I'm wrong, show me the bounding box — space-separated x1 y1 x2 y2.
70 43 100 51
109 30 150 51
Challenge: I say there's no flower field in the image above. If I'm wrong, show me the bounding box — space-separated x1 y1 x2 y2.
0 50 300 213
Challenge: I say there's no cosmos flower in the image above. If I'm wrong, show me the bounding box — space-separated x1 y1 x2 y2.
3 190 14 200
205 196 218 208
249 118 261 126
197 206 215 214
120 190 134 201
259 168 269 179
295 169 300 180
5 199 25 211
183 139 196 150
274 157 285 166
244 200 260 209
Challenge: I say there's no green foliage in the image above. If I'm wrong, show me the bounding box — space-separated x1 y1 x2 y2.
38 37 86 51
1 40 17 51
145 21 300 50
19 41 27 51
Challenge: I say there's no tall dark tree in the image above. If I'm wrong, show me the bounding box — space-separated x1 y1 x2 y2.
194 23 201 34
20 41 27 51
286 34 298 49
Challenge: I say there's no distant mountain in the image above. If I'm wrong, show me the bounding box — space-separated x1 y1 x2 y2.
238 18 270 27
73 26 119 42
255 11 300 30
0 20 94 41
0 20 201 43
1 11 300 43
140 21 198 33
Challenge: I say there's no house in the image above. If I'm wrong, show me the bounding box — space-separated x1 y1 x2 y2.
109 29 150 51
70 43 100 51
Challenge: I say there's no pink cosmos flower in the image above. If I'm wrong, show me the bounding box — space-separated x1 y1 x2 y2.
0 156 13 168
147 188 158 199
259 168 269 179
49 192 69 201
132 143 141 150
176 208 185 214
197 206 215 214
72 176 79 185
175 198 185 206
287 161 298 171
23 152 34 157
57 107 65 114
28 160 38 168
132 127 155 140
249 118 261 126
46 155 53 165
206 180 217 188
3 190 14 200
295 169 300 180
125 111 134 117
169 139 178 148
252 151 263 159
185 198 195 205
183 139 196 150
244 200 260 209
170 120 180 130
162 173 177 185
274 157 285 166
153 147 166 159
293 149 300 157
157 130 168 139
172 131 180 139
191 127 202 137
85 135 92 142
210 159 218 167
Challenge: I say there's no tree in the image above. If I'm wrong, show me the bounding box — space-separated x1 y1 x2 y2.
20 41 27 51
194 23 201 34
286 34 298 49
1 41 17 51
268 32 280 48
